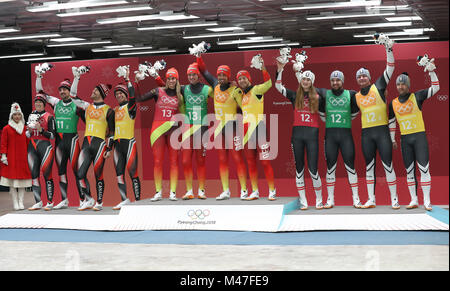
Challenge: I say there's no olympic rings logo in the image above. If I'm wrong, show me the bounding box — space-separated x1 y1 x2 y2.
187 94 205 105
328 96 347 107
187 209 210 220
140 105 149 111
57 106 73 115
215 92 229 103
115 109 125 121
394 100 414 115
437 95 448 102
242 94 250 105
161 96 178 105
358 92 376 107
88 108 103 119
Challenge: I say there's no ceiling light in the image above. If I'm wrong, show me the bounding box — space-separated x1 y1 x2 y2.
0 26 20 33
137 21 218 31
97 11 198 25
333 22 412 30
56 4 153 17
367 5 410 10
217 37 284 45
92 45 154 52
385 16 422 21
354 31 423 38
403 28 435 33
207 26 244 32
50 37 86 42
47 40 112 47
0 52 45 59
20 55 73 62
119 49 177 56
183 31 256 39
364 36 430 42
27 0 128 12
306 12 394 20
281 0 381 11
238 42 300 49
0 33 61 42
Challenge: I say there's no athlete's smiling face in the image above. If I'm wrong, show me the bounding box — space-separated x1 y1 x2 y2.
34 100 45 112
301 78 312 91
166 76 177 89
115 90 127 104
238 76 250 89
59 87 70 101
357 74 371 88
188 73 199 85
217 73 228 85
91 88 103 101
330 78 343 91
396 82 410 95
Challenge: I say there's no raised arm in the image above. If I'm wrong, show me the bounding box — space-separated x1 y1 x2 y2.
197 56 219 88
374 36 395 93
35 73 60 107
415 70 440 107
274 60 296 104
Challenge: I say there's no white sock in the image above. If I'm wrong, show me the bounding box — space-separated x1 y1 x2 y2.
296 169 307 206
310 169 322 204
345 163 359 201
418 162 431 206
326 163 336 204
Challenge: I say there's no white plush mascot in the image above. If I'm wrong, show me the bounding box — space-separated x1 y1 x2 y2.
417 54 436 72
35 63 54 77
250 54 263 70
116 65 129 78
26 113 40 130
189 41 211 57
292 50 308 73
276 46 292 65
373 33 394 51
72 65 91 78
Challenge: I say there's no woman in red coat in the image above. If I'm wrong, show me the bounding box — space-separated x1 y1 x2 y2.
1 103 32 210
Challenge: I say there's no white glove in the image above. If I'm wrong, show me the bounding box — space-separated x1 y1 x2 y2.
1 154 7 165
276 47 292 65
250 54 263 70
417 54 436 72
374 33 394 50
116 65 129 78
189 41 211 57
35 63 53 78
